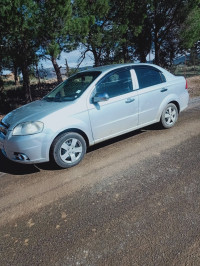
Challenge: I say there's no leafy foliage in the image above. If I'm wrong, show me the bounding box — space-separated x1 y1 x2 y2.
0 0 41 100
0 0 199 102
181 3 200 50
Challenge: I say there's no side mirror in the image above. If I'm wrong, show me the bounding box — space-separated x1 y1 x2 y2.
92 92 109 103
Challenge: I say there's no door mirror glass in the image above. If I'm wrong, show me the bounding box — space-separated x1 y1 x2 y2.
93 93 109 103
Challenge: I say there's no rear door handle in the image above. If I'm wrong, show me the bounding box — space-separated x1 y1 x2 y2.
125 97 135 103
160 88 168 92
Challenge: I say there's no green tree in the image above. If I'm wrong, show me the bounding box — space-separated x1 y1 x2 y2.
147 0 197 66
109 0 147 63
181 3 200 50
74 0 110 66
75 0 147 65
133 21 152 63
38 0 72 83
0 0 40 101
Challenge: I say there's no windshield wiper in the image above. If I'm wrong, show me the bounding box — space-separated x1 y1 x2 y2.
43 97 54 102
43 96 75 102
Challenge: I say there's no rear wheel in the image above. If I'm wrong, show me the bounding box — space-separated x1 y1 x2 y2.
160 103 178 129
51 132 86 168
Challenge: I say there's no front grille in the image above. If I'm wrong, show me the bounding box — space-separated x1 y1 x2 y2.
0 121 9 136
0 120 10 128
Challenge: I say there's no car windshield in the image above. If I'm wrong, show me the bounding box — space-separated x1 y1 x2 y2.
43 71 101 102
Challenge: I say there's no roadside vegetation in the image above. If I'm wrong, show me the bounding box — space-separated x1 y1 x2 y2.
0 65 200 120
0 0 199 100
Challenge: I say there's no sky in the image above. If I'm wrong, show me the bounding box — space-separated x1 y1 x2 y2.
39 49 94 69
38 49 155 69
2 49 94 75
3 49 154 75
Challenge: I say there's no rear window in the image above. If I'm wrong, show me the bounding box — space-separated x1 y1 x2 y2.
134 67 165 89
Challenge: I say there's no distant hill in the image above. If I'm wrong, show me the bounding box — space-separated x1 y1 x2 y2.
173 55 190 65
173 53 200 65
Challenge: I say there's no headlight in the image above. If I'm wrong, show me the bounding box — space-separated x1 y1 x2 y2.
13 121 44 136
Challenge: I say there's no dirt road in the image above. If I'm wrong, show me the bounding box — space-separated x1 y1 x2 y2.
0 98 200 265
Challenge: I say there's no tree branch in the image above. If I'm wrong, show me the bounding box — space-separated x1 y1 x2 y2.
76 49 90 70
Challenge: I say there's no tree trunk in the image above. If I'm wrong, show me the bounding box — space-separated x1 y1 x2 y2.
13 64 19 85
35 63 41 89
153 2 160 66
21 65 32 102
122 45 129 63
0 66 4 92
154 39 160 65
0 77 4 92
139 51 147 63
92 49 101 67
65 58 70 78
51 56 63 83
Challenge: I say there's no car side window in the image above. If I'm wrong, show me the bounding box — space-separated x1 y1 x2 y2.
134 67 165 89
95 69 133 98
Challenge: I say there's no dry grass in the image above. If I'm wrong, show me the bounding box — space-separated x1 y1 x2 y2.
187 76 200 98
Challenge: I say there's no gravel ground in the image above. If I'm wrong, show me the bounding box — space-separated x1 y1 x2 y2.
0 98 200 265
187 75 200 97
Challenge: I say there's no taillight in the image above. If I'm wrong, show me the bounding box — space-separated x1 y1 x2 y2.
185 79 188 90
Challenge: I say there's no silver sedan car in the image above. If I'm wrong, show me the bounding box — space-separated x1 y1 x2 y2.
0 63 189 168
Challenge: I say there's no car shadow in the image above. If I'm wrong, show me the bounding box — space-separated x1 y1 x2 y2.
0 123 162 175
0 151 40 175
87 123 162 153
141 123 162 132
87 129 142 153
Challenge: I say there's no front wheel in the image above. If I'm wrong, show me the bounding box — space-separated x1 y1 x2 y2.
160 103 178 129
50 132 86 168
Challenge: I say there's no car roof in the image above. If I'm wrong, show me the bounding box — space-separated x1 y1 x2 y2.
81 63 163 74
78 63 175 81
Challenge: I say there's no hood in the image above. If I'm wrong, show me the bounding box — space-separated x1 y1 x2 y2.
2 99 74 128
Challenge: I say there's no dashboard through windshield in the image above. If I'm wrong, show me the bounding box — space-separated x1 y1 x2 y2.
44 71 101 101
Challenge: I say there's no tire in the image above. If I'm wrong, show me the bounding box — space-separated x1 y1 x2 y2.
51 132 86 168
160 103 178 129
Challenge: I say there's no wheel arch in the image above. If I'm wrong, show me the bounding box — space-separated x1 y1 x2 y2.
157 96 180 122
49 129 89 168
168 100 180 113
50 128 90 150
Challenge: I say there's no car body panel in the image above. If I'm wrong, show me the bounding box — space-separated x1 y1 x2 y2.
87 90 139 143
0 63 189 165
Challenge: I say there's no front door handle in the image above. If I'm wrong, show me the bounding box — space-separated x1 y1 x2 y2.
161 88 168 92
125 97 135 103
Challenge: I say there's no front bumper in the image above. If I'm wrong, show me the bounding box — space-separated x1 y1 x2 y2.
0 130 51 164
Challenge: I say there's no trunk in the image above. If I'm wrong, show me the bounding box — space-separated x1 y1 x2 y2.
0 77 4 92
193 44 198 74
93 48 101 67
21 65 32 102
169 49 174 67
154 39 160 65
13 64 19 85
139 51 147 63
153 2 160 66
0 66 4 92
122 45 129 63
35 63 41 89
65 58 70 78
51 56 63 83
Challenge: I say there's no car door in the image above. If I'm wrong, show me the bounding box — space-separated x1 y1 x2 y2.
133 66 168 125
87 68 139 142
